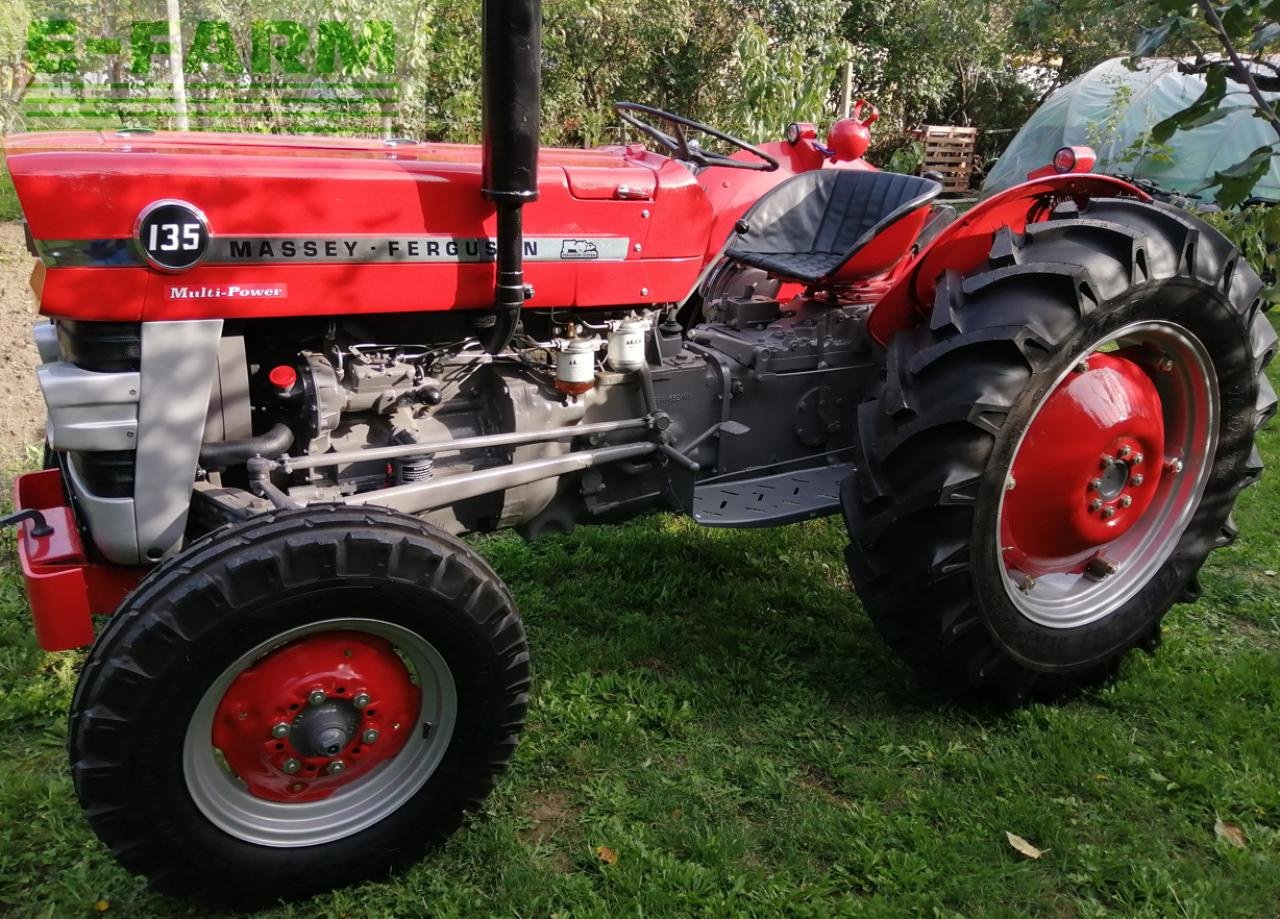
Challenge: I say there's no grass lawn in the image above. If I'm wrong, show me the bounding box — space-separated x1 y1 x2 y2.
0 316 1276 917
0 165 19 223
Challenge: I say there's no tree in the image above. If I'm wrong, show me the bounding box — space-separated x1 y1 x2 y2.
1135 0 1280 206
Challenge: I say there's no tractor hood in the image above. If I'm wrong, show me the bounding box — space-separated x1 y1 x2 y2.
3 130 712 321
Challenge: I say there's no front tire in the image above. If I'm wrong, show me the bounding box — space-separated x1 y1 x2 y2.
70 506 530 904
843 198 1276 702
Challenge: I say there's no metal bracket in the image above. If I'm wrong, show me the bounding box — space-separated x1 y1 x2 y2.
0 508 54 538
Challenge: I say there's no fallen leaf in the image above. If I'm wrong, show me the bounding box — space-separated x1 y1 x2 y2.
1214 819 1247 848
94 901 110 913
1005 831 1046 860
596 844 618 865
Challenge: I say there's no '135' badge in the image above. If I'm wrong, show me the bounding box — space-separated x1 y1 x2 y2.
135 200 210 272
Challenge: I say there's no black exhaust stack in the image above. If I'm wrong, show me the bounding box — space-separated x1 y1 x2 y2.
480 0 541 354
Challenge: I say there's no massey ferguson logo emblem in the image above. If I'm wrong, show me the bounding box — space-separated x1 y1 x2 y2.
560 239 599 260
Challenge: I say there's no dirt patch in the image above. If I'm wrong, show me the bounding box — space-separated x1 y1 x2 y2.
796 764 855 807
0 221 44 464
520 788 578 844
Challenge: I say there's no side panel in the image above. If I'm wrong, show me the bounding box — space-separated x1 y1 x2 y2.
134 320 223 560
866 175 1151 345
38 362 140 451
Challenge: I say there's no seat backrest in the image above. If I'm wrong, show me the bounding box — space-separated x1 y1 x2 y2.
727 170 941 284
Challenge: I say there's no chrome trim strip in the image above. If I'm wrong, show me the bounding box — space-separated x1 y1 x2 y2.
35 235 632 268
35 238 143 268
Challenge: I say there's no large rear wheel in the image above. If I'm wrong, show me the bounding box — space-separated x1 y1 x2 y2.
843 198 1276 702
70 506 530 904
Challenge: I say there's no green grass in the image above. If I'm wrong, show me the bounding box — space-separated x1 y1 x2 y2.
0 163 20 222
1 319 1278 917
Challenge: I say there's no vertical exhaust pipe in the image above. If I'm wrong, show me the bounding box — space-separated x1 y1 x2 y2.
480 0 541 354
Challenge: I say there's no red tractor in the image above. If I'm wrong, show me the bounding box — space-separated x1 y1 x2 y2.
2 1 1274 904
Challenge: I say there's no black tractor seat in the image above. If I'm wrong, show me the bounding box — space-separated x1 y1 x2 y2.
725 170 942 285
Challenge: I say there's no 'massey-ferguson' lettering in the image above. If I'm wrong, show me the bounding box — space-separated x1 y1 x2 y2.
204 235 628 264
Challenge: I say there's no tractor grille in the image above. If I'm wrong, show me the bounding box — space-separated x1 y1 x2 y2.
72 450 136 498
56 320 142 371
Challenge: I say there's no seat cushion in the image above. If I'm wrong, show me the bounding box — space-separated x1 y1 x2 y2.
725 170 941 284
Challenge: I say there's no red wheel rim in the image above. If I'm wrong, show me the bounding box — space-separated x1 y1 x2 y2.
183 619 457 847
211 630 421 801
996 321 1219 628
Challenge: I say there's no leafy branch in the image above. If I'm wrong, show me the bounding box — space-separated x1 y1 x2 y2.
1195 0 1280 135
1136 0 1280 207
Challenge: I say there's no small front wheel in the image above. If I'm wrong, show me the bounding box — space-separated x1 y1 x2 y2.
70 506 530 904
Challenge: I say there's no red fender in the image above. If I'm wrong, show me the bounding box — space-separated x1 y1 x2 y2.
866 174 1152 346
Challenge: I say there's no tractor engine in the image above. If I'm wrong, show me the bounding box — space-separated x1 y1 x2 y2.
173 298 875 550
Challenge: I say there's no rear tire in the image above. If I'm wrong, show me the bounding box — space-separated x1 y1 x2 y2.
70 505 530 905
843 198 1275 703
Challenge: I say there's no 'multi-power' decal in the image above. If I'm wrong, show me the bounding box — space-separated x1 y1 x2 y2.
167 283 288 300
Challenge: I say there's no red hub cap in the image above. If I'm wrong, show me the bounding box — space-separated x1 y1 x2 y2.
1002 352 1165 578
212 630 421 802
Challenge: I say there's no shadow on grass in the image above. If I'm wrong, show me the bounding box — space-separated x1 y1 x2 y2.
477 514 980 722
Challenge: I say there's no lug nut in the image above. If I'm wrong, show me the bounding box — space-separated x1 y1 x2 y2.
282 758 301 774
1118 445 1132 458
1102 507 1116 519
1074 359 1090 373
1130 474 1144 487
1089 498 1103 512
1120 495 1133 508
1132 453 1144 465
352 692 372 710
1018 575 1036 592
308 690 327 706
362 728 379 745
271 723 290 739
1085 557 1119 580
1157 355 1175 372
327 760 346 775
1166 458 1184 475
1089 478 1103 491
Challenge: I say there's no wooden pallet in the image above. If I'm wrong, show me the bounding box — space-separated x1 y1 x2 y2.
916 125 978 194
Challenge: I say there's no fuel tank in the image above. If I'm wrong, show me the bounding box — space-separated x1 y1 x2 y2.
3 131 714 321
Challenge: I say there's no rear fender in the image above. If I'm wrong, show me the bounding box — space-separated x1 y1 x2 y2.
866 174 1151 346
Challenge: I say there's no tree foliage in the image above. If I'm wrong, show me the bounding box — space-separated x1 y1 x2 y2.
4 0 1149 155
1134 0 1280 206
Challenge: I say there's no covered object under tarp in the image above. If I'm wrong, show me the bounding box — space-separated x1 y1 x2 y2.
983 57 1280 203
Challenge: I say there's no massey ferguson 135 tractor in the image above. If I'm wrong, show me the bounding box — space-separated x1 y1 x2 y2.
2 0 1275 903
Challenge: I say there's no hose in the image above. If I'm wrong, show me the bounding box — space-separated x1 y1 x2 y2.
198 423 294 470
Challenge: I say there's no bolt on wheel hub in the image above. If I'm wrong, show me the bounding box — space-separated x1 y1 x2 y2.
211 630 421 802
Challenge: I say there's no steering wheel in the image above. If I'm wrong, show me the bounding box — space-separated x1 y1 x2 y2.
613 102 779 172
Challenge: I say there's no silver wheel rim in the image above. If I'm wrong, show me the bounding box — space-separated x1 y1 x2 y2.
996 320 1219 629
182 618 457 847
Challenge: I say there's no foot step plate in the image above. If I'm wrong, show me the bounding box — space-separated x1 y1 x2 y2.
692 463 853 528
